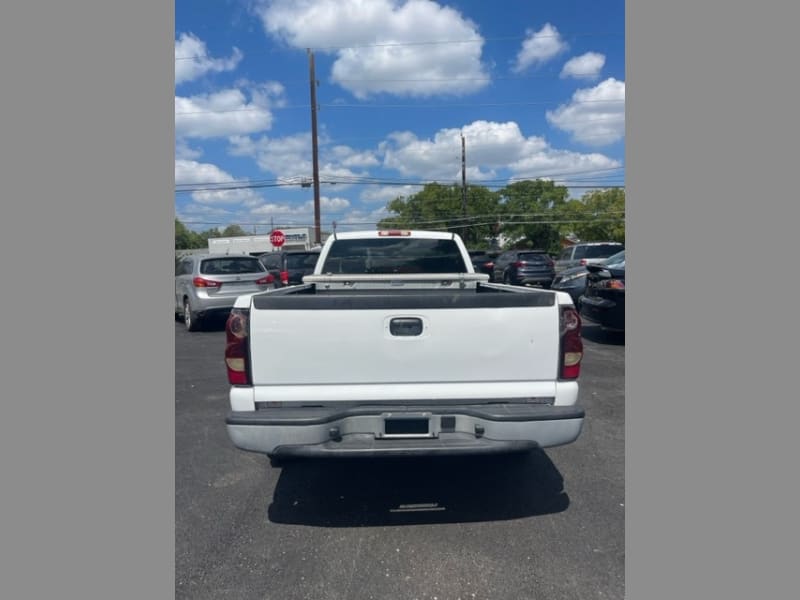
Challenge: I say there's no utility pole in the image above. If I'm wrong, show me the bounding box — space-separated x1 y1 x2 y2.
461 134 468 240
308 49 322 245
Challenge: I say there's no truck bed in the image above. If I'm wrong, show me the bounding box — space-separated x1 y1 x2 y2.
245 280 564 392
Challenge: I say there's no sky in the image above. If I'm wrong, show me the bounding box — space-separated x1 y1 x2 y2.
175 0 625 234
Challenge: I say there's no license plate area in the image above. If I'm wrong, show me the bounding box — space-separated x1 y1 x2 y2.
378 412 435 439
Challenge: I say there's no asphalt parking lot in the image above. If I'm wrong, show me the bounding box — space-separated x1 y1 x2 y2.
175 318 625 600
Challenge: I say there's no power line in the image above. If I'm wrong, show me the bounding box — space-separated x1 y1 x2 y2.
176 166 625 190
177 217 626 232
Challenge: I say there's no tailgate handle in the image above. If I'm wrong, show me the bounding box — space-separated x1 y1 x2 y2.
390 317 423 336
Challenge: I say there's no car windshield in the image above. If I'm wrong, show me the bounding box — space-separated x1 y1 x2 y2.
574 244 623 259
285 253 319 270
200 257 265 275
321 238 466 274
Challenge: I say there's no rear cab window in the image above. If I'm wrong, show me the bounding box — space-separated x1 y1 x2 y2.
321 238 467 274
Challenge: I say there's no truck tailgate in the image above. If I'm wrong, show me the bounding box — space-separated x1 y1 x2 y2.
247 301 561 391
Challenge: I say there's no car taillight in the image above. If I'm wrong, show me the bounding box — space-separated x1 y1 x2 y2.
484 261 494 269
193 277 220 288
560 306 583 379
255 274 275 285
597 279 625 290
378 230 411 236
280 271 289 285
225 308 250 385
514 261 526 268
579 259 587 266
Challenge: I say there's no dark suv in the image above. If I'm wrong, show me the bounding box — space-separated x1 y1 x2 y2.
258 249 321 287
492 250 555 287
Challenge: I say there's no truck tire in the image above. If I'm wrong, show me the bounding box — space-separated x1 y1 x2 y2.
184 299 200 332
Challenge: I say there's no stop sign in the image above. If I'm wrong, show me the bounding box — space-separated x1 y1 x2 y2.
270 229 285 247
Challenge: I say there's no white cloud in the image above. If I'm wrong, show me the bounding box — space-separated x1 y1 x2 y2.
329 206 394 229
560 52 605 80
175 33 243 85
316 196 352 211
330 145 380 168
381 121 539 180
245 196 351 231
175 88 279 139
175 140 202 160
546 78 625 146
175 159 263 204
229 134 373 186
512 23 567 73
360 184 423 204
255 0 489 98
250 202 306 216
229 133 311 177
508 149 621 182
381 120 620 182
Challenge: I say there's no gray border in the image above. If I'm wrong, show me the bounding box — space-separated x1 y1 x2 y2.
1 2 174 598
629 1 796 598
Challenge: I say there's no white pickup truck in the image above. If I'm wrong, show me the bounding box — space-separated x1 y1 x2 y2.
224 230 584 462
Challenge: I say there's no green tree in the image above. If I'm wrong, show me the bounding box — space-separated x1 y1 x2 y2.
175 218 193 249
378 183 501 248
174 218 206 249
497 180 569 253
562 189 625 243
221 224 248 237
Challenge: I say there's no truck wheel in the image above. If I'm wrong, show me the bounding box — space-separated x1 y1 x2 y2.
184 299 200 332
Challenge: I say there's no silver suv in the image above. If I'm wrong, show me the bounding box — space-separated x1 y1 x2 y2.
175 254 274 331
554 242 624 274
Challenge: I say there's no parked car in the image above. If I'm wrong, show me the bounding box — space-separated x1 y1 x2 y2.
579 260 626 332
175 254 274 331
467 250 495 276
258 249 321 287
492 249 555 287
552 250 625 307
554 242 624 274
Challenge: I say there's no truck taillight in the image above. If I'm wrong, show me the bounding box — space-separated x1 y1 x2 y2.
225 309 250 385
280 271 289 285
378 230 411 236
193 277 221 288
579 259 587 266
255 274 275 285
560 306 583 379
